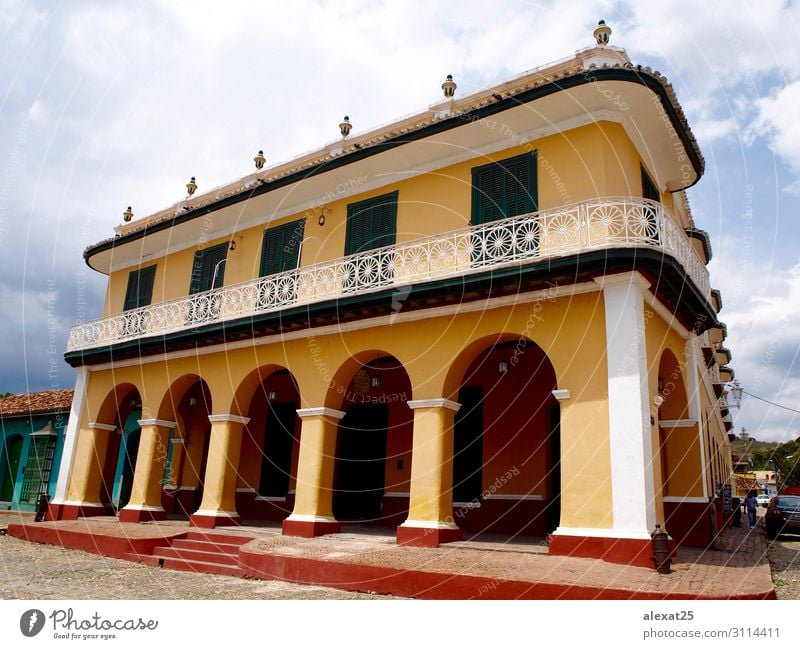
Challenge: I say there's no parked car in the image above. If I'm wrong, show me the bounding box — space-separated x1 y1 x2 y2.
757 493 773 508
764 495 800 539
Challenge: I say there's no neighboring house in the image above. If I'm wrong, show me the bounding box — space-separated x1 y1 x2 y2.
50 23 734 566
0 389 72 511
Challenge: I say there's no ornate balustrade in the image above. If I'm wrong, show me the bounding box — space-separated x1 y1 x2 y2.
67 197 710 352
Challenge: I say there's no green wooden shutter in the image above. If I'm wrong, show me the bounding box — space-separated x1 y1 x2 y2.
345 191 398 255
471 152 537 224
260 219 305 277
189 243 228 294
123 265 156 311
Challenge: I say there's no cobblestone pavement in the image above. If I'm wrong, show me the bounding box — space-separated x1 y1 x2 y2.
766 532 800 600
0 533 392 600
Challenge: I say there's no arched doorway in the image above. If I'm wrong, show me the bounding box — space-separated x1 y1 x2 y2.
0 435 24 503
332 355 413 526
112 409 142 511
451 338 559 537
236 368 301 520
97 385 142 513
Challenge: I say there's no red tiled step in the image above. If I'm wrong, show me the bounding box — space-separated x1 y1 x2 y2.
152 546 239 567
185 530 253 546
172 538 244 554
160 557 246 578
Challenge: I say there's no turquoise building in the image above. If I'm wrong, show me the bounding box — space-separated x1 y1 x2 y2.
0 390 72 512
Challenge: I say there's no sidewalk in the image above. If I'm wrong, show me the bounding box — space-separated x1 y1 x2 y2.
6 518 776 600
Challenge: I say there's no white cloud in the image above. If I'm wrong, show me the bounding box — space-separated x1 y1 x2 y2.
749 80 800 194
709 247 800 442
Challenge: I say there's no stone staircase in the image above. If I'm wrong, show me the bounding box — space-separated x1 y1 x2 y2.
129 530 254 578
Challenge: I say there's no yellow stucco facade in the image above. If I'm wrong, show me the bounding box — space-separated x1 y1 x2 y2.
53 39 734 564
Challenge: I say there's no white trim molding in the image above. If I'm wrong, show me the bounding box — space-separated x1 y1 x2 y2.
137 418 177 428
296 407 346 420
407 398 461 412
208 414 251 425
552 526 653 541
453 501 482 509
284 514 339 523
659 419 698 428
119 504 166 512
551 389 571 401
88 422 117 432
383 491 410 497
255 496 288 503
192 508 240 518
400 519 460 530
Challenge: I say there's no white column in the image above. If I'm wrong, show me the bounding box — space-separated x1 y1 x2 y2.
597 272 656 537
51 367 88 505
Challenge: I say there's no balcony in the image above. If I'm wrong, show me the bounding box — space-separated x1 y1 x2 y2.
66 197 711 353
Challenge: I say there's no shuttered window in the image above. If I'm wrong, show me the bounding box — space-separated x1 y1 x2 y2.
641 166 660 202
260 219 305 277
345 191 398 255
123 265 156 311
471 152 537 224
189 243 228 294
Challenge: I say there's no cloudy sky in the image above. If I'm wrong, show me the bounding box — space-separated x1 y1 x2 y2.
1 0 799 441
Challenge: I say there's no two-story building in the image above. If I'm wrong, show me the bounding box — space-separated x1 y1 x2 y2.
51 23 734 566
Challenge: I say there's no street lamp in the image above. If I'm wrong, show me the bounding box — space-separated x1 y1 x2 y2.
730 379 743 409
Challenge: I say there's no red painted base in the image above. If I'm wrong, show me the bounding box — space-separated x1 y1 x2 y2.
664 501 714 548
46 503 107 521
548 534 660 568
396 524 463 547
189 513 241 529
282 518 341 538
118 507 167 524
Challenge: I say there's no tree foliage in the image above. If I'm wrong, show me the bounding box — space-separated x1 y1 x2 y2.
770 440 800 488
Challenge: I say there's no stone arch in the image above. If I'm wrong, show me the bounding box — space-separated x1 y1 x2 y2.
326 350 414 525
442 332 560 537
232 365 303 520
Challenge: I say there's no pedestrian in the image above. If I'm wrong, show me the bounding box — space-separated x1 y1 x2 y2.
745 490 757 529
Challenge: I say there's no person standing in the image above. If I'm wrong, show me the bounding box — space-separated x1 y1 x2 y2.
746 490 758 529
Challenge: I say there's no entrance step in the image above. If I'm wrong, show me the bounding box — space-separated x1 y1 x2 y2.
160 557 245 578
152 546 239 567
171 538 244 554
185 530 253 546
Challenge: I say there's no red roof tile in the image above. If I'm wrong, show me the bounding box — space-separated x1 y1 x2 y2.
0 389 74 417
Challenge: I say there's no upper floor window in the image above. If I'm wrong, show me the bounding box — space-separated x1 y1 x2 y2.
471 151 538 225
123 265 156 311
641 166 660 203
189 243 228 294
345 191 398 255
260 219 305 277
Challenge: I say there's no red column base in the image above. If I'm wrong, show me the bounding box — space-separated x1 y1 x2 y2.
396 524 462 547
282 518 341 537
189 512 241 529
118 507 167 523
46 503 107 521
549 533 671 568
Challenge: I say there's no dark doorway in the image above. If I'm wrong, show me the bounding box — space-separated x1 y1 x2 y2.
333 404 388 521
545 405 561 533
454 386 484 503
117 429 141 510
259 402 297 498
0 436 23 502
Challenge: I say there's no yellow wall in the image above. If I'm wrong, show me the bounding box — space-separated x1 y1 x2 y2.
102 121 653 316
79 288 613 530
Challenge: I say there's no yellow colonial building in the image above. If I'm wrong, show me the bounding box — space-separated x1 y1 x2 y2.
52 23 734 565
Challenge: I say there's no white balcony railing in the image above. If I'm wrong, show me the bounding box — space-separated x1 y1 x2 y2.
66 197 711 353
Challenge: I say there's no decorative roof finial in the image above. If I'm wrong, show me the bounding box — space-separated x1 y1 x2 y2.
339 116 352 138
123 206 133 222
254 150 266 171
186 176 198 197
593 19 611 46
442 74 457 99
